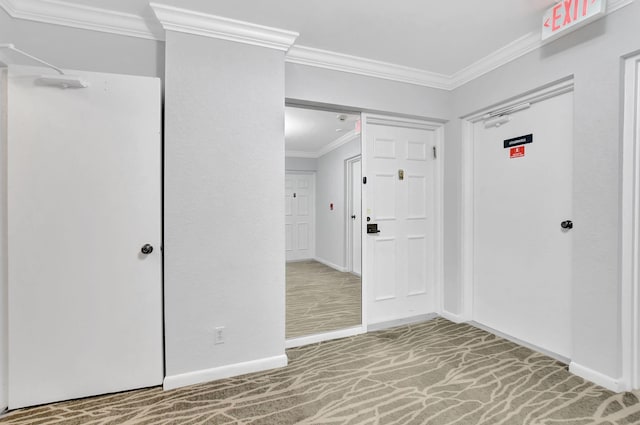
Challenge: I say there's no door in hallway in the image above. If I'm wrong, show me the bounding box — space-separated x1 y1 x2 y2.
473 89 573 358
363 116 441 325
285 173 315 261
7 66 163 408
348 157 362 275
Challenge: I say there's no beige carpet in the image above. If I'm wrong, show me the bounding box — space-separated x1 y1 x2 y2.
286 260 361 338
2 318 640 424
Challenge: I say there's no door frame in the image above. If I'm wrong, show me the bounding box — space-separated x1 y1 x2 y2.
345 155 362 275
621 52 640 392
361 113 445 325
459 78 575 325
285 171 316 262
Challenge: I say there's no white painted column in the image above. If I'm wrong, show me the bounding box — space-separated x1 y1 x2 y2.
153 5 299 389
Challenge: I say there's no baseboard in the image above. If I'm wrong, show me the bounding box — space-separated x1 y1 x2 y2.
439 310 466 323
286 326 366 349
163 355 288 391
313 257 348 272
569 362 623 393
469 321 571 365
368 313 438 332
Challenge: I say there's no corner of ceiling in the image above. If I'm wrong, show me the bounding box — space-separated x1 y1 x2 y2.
0 0 635 89
149 2 299 52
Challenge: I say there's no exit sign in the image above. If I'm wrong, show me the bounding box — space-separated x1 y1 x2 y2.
542 0 607 41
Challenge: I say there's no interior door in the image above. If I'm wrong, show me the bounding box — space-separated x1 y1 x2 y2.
473 91 573 358
350 158 362 275
7 65 163 409
364 118 439 325
285 173 315 261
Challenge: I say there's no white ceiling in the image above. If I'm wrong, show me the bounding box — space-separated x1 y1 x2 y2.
285 107 359 156
36 0 557 76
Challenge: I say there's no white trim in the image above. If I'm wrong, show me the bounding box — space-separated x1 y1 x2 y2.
284 150 317 159
440 311 466 324
150 3 298 51
286 130 360 159
470 321 570 365
286 45 451 90
367 313 438 332
313 256 348 273
0 0 634 89
569 362 623 392
285 326 365 349
345 155 362 275
621 52 640 392
0 0 162 40
163 355 288 391
451 32 543 89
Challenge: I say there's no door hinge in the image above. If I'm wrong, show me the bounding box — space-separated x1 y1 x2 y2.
363 176 367 184
433 146 437 159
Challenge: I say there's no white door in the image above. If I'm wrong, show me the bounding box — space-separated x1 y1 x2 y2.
364 117 441 325
7 66 163 409
473 90 573 358
349 158 362 275
285 173 315 261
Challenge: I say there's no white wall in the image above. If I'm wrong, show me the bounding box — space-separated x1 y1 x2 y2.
447 3 640 382
315 139 360 270
4 17 162 78
0 68 7 412
285 156 317 172
163 31 286 382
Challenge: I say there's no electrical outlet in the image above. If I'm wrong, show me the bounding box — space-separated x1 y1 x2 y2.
214 326 225 345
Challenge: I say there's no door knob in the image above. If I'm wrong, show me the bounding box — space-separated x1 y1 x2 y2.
560 220 573 230
141 244 154 254
351 215 357 219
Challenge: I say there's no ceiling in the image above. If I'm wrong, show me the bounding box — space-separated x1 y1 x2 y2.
285 107 359 156
28 0 558 76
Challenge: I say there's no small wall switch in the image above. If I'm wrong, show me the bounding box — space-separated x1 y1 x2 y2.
214 326 225 344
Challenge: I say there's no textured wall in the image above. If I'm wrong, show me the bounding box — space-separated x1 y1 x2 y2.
163 31 286 378
448 3 640 381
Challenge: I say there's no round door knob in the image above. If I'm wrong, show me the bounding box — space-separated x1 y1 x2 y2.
141 244 154 255
560 220 573 230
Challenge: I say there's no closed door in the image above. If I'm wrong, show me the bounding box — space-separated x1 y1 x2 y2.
473 91 573 358
364 119 439 324
285 173 315 261
350 159 362 275
8 66 163 409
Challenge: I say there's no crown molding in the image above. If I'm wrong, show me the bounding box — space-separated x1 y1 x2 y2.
286 45 452 90
150 3 298 51
450 32 542 89
286 130 360 159
0 0 634 89
285 150 317 159
0 0 161 40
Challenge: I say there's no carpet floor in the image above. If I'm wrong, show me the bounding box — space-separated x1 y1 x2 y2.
286 260 361 339
2 318 639 424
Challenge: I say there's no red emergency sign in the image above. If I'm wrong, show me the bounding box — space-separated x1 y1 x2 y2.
510 146 525 159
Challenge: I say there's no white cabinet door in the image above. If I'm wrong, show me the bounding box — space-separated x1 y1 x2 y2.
364 119 440 325
285 173 315 261
473 91 573 358
8 66 163 409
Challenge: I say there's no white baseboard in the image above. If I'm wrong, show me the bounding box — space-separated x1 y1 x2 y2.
163 355 288 391
469 321 570 365
439 310 466 323
368 313 438 332
569 362 623 393
314 257 348 272
286 325 366 349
